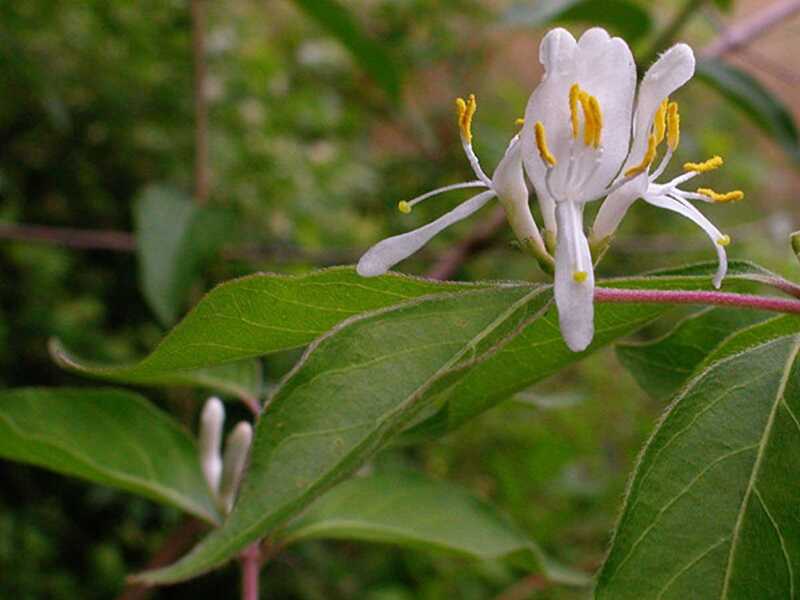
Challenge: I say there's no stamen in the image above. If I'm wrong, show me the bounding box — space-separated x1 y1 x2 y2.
455 94 477 144
624 133 657 177
717 234 731 246
578 92 595 147
667 102 680 151
653 99 668 146
397 180 487 214
515 117 525 127
697 188 744 203
683 155 723 173
589 95 603 148
573 271 588 283
534 121 557 167
569 84 581 140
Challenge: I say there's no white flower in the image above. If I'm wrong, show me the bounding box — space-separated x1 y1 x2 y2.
521 27 637 351
357 95 551 278
521 28 742 351
591 45 742 289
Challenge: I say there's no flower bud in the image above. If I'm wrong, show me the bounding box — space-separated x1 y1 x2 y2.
218 421 253 514
199 397 225 495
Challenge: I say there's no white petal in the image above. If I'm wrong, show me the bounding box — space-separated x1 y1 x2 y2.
573 28 637 198
521 29 577 207
643 193 728 287
356 190 496 277
554 201 595 351
492 137 546 254
591 179 643 241
624 44 695 172
522 28 636 205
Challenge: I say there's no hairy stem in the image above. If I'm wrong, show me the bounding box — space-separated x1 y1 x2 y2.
595 287 800 314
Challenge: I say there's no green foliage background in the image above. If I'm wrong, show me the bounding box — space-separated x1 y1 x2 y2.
1 0 798 598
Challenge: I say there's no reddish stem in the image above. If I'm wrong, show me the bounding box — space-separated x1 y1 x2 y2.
594 287 800 314
240 543 261 600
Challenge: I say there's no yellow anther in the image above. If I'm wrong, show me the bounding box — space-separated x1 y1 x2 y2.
578 91 595 147
697 188 745 203
534 121 557 167
515 117 525 127
683 155 724 173
624 133 658 177
569 84 581 139
455 94 477 144
653 99 668 146
667 101 680 151
717 234 731 247
573 271 588 283
589 95 603 147
398 201 412 214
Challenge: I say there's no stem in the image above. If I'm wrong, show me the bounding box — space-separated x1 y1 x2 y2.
240 543 261 600
702 0 800 59
595 287 800 314
191 0 210 205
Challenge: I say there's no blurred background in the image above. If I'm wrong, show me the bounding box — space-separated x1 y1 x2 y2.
1 0 799 598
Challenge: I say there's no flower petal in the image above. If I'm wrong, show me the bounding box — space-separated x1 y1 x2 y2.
591 179 642 242
521 28 636 206
521 28 577 213
554 201 595 351
573 28 637 198
356 190 496 277
624 44 695 173
643 193 728 288
492 137 547 255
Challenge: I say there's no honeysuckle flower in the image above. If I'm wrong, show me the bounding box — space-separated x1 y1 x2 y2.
520 27 637 351
591 45 743 290
356 95 552 278
521 28 743 352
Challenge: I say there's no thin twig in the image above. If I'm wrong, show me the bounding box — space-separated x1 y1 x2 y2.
0 223 360 263
701 0 800 59
192 0 210 205
0 223 136 251
426 205 508 280
595 287 800 314
117 518 206 600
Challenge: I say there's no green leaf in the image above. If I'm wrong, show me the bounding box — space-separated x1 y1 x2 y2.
504 0 653 43
713 0 734 12
135 184 234 326
617 307 770 400
281 471 589 587
135 283 549 584
51 268 486 380
0 388 219 524
50 343 263 404
134 261 771 584
596 315 800 599
410 261 775 436
697 60 800 161
290 0 401 96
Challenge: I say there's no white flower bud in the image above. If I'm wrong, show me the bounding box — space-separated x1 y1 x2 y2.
199 397 225 495
218 421 253 514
